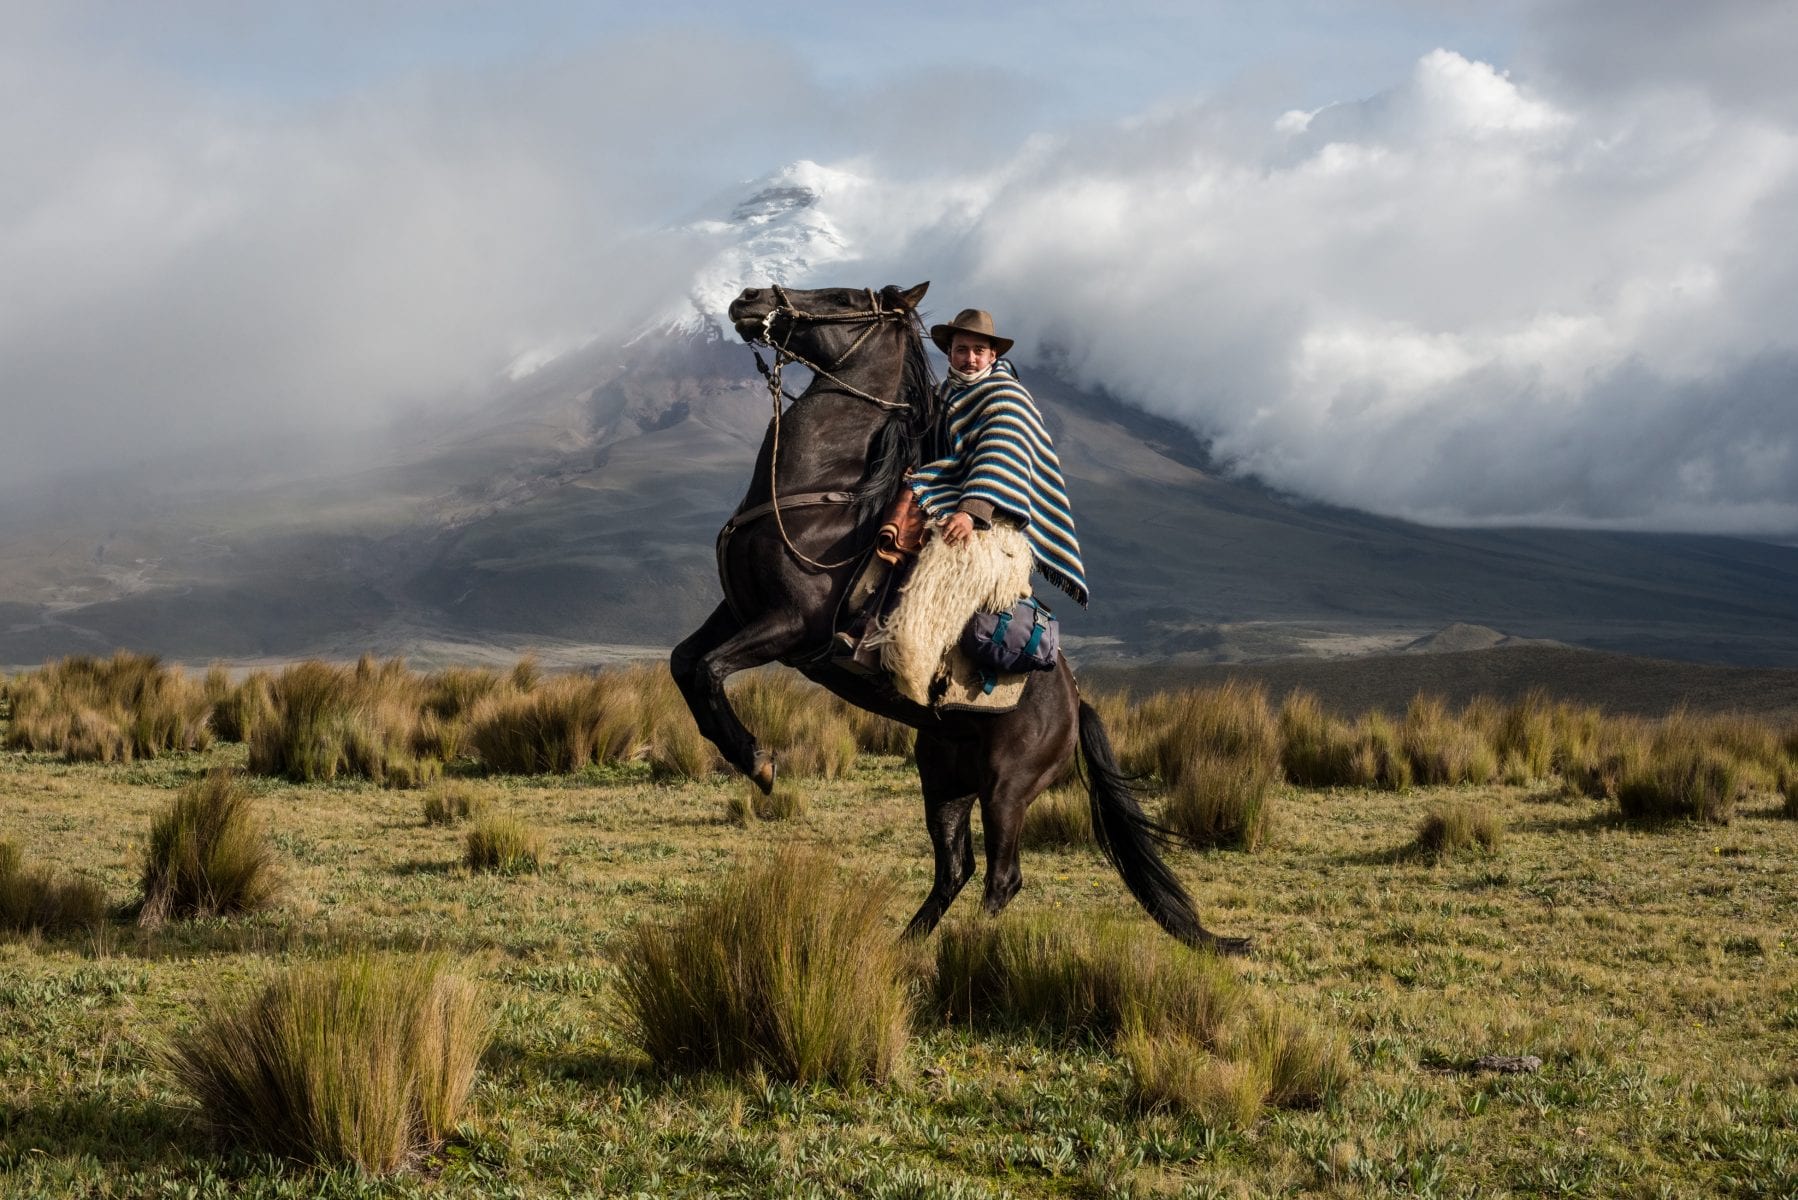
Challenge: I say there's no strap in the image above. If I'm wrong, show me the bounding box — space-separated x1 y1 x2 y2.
1022 614 1046 660
724 490 856 532
991 609 1014 644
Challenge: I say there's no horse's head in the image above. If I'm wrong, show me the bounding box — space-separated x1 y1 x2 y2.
728 282 929 351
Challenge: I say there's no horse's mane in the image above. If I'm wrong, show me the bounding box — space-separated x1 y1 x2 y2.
853 312 936 526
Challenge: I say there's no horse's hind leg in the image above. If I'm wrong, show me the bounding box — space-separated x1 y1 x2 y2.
669 602 805 793
975 760 1063 918
902 731 979 940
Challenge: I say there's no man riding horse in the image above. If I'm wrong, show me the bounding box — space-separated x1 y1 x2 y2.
912 309 1089 608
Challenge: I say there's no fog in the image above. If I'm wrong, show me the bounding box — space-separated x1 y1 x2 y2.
5 2 1795 534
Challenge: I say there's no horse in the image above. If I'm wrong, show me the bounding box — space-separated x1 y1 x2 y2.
669 281 1249 956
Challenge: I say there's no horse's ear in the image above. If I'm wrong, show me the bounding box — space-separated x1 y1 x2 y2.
898 281 929 309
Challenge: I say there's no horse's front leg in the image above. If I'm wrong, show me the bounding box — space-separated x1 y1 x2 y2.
670 602 807 793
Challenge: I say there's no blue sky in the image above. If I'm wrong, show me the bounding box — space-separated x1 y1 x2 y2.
5 2 1797 532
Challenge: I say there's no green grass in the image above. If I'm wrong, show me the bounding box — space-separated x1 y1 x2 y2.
0 838 108 935
463 814 543 874
138 769 280 926
4 691 1798 1195
1412 801 1505 861
165 952 490 1173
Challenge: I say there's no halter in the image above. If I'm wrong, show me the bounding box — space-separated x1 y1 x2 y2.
741 286 919 571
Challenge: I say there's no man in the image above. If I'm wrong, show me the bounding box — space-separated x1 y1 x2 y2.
909 308 1089 607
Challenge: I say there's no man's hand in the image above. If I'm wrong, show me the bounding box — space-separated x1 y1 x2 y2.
940 512 975 546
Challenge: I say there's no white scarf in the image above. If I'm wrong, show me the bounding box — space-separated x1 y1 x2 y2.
945 363 995 389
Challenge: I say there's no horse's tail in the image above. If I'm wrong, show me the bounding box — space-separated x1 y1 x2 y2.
1079 700 1247 954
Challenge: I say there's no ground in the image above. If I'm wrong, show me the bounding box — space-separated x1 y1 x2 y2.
2 740 1796 1198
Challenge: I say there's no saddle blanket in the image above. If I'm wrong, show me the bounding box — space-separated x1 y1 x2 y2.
874 521 1034 708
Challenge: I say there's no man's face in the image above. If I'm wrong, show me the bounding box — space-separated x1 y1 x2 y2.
950 334 997 376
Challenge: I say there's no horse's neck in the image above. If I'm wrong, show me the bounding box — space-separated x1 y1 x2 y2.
767 387 889 486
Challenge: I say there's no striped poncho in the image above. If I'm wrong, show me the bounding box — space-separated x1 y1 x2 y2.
909 361 1089 607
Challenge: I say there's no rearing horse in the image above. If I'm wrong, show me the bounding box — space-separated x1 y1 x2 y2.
670 281 1248 955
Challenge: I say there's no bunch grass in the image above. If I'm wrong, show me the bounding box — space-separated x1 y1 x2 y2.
138 770 280 927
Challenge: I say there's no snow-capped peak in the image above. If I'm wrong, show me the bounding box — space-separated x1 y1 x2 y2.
640 160 868 342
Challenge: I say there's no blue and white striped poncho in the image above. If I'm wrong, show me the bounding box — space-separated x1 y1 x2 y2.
910 361 1089 607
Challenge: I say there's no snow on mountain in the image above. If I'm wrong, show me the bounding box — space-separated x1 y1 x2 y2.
637 160 869 343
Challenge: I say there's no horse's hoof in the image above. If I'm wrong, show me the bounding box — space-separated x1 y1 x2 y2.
750 751 777 796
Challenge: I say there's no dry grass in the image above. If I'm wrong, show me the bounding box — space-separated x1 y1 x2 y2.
1412 801 1504 861
164 952 490 1173
723 785 809 826
611 845 910 1084
464 669 657 774
1618 743 1744 825
138 770 280 927
0 838 108 935
207 669 277 744
1162 754 1276 851
1150 684 1280 850
729 673 859 780
3 651 213 762
1119 1027 1265 1128
247 658 439 788
1020 783 1094 849
1278 690 1361 787
464 814 543 874
1402 695 1498 786
1781 760 1798 819
420 781 491 827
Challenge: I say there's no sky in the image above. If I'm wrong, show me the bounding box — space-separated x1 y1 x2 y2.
4 1 1797 534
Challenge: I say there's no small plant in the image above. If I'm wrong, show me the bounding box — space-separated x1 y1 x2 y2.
1120 1026 1266 1128
1162 754 1275 851
3 651 212 762
464 815 543 873
247 659 439 788
139 771 279 927
611 845 910 1084
0 839 108 935
422 782 490 826
1617 743 1742 825
164 952 490 1173
1412 802 1504 861
1402 695 1498 786
933 914 1243 1043
1021 784 1093 849
724 786 809 825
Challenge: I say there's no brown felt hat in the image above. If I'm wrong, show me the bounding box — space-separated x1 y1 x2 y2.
930 308 1014 357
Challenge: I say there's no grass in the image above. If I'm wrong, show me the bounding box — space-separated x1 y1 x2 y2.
464 814 543 873
421 780 491 826
3 651 213 762
1020 783 1094 849
611 845 911 1084
164 952 490 1173
723 784 809 825
138 769 280 927
8 667 1798 1195
247 657 440 787
0 839 108 935
1412 801 1505 861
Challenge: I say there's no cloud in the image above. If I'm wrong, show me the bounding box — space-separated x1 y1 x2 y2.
846 44 1798 533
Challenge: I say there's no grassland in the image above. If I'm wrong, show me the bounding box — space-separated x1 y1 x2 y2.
3 686 1798 1196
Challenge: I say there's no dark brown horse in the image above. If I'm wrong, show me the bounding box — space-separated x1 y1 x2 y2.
670 281 1248 955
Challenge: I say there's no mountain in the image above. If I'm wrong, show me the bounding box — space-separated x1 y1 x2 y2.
7 162 1798 670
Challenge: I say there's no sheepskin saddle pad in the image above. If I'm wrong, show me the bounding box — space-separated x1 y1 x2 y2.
876 522 1034 709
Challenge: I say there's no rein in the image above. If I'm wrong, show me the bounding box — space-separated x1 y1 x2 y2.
747 287 917 571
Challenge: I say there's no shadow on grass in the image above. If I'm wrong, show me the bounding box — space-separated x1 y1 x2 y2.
0 1093 193 1169
1512 810 1625 836
75 919 470 963
388 857 460 877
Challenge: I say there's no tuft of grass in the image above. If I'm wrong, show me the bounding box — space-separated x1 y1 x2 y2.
1618 743 1743 825
729 673 860 780
1121 1027 1267 1128
139 770 280 927
1402 695 1498 786
3 651 213 762
209 669 277 744
0 839 109 935
1151 684 1279 850
1020 784 1094 850
1223 1001 1349 1109
724 786 809 826
932 914 1243 1044
164 952 490 1174
1495 689 1558 783
611 845 910 1084
1350 712 1414 790
464 670 654 774
1278 690 1361 787
1780 760 1798 819
464 815 543 873
647 709 725 783
247 659 439 788
421 781 490 827
1412 802 1504 861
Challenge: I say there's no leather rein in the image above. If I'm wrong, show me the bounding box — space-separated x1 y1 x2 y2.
735 286 918 572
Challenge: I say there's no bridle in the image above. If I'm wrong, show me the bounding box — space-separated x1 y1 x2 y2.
748 284 914 412
741 286 925 571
